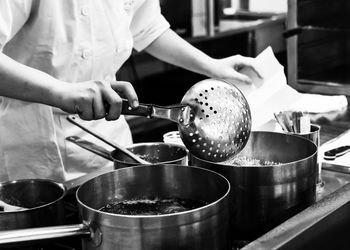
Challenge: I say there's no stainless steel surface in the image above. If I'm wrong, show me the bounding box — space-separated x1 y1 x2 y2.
150 104 191 126
0 200 24 212
0 224 90 245
67 115 149 164
121 100 192 126
242 169 350 250
179 78 251 162
190 131 317 241
112 142 188 168
0 179 65 230
65 136 188 168
316 168 350 202
66 136 114 161
0 165 231 250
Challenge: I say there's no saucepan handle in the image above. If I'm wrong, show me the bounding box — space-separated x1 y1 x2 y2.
66 136 114 161
0 223 91 245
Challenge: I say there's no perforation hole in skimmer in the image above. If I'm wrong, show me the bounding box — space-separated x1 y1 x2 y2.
178 79 251 162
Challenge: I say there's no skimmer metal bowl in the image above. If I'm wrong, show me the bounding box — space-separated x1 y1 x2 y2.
179 79 251 162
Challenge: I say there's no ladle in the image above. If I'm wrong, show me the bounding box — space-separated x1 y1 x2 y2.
67 116 150 164
120 79 252 162
69 79 251 162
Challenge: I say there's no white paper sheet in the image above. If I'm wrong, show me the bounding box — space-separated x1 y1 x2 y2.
235 47 348 131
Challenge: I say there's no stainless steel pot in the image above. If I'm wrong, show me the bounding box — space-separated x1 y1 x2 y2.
0 165 231 250
189 131 318 241
67 136 188 168
112 142 188 168
0 179 65 231
0 167 114 232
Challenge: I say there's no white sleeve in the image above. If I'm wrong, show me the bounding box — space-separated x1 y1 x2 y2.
0 0 33 50
130 0 170 52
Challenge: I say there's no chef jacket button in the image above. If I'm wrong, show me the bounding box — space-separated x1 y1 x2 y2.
81 49 91 59
81 6 89 16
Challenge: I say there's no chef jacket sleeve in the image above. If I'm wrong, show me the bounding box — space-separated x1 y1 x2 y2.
0 0 33 50
130 0 170 52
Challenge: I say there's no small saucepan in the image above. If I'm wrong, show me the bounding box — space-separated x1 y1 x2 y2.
66 136 188 168
0 165 231 250
0 167 114 232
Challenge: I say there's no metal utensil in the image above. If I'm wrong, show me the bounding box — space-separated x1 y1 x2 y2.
67 116 150 164
179 79 251 162
66 136 188 168
119 79 251 162
73 79 251 162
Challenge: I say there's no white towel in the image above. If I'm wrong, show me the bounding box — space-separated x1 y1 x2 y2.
235 47 348 131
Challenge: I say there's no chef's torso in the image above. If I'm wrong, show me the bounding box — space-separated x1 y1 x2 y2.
0 0 169 182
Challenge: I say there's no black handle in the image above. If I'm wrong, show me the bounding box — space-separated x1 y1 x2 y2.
324 145 350 160
121 99 153 117
283 27 303 38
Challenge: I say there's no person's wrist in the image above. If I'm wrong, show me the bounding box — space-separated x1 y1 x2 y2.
202 57 219 78
48 80 70 110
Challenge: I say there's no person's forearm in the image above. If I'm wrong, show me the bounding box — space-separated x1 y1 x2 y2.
144 29 216 77
0 52 64 107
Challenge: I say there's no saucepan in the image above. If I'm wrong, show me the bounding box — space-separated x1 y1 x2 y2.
66 115 188 167
190 131 318 241
0 165 231 250
66 136 188 168
0 167 114 231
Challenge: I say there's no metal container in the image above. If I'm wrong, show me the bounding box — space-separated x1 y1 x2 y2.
0 179 65 231
112 142 188 168
67 137 188 168
190 131 318 241
0 165 231 250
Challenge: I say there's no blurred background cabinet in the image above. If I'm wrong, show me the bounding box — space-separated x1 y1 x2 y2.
287 0 350 95
120 0 287 142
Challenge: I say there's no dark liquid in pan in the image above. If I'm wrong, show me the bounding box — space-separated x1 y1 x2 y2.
99 197 208 215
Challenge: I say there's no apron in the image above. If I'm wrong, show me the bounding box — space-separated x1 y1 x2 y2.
0 0 170 182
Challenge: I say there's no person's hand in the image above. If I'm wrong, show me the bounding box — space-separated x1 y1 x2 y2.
54 80 139 120
207 55 263 85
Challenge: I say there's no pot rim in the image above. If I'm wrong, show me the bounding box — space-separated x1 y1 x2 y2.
76 164 230 219
190 131 317 168
0 179 66 213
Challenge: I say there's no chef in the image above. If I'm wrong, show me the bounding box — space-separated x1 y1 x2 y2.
0 0 261 182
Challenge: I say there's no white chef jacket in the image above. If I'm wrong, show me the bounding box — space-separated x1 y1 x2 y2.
0 0 170 182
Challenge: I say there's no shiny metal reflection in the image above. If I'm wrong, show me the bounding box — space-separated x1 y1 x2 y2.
190 131 317 240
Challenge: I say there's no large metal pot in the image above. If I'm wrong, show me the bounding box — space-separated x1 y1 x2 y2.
190 131 318 241
67 136 188 168
0 165 231 250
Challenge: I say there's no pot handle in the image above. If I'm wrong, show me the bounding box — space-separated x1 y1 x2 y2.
66 115 149 164
0 223 90 245
66 136 114 161
63 166 114 191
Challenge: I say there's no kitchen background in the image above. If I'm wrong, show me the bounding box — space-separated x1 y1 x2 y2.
120 0 330 143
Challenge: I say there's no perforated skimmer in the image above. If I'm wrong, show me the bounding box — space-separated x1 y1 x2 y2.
115 78 251 162
179 79 251 162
